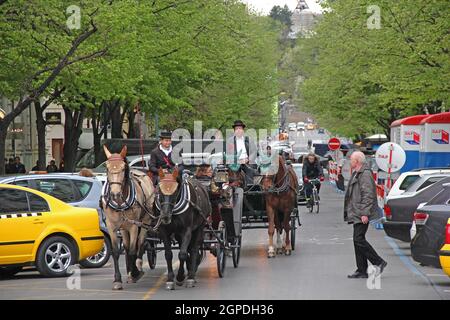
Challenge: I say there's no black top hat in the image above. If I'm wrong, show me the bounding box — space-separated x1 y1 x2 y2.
232 120 246 129
159 131 172 139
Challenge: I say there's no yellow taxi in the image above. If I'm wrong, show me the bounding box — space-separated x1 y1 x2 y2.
439 218 450 277
0 184 104 278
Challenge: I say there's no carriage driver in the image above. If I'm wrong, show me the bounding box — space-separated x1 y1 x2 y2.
149 131 178 185
226 120 258 185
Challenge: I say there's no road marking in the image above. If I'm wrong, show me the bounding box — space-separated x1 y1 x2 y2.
426 274 448 277
384 236 427 281
0 284 148 295
142 260 180 300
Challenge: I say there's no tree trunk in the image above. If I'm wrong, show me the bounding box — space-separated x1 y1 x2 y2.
0 126 8 175
110 100 122 138
127 108 136 138
91 102 108 167
63 105 86 172
34 101 47 170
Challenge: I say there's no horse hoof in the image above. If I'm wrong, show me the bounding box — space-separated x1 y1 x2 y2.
112 282 123 290
136 258 143 271
176 279 185 286
166 282 175 290
267 252 276 258
285 250 292 256
276 248 283 255
186 279 195 288
133 271 145 282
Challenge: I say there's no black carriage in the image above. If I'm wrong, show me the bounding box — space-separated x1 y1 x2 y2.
240 165 301 251
143 163 243 278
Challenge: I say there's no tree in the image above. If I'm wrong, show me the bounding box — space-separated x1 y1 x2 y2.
294 0 449 137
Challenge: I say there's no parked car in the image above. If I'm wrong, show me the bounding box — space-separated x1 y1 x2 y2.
0 174 111 268
292 163 306 205
387 168 450 200
306 123 315 130
0 184 104 278
318 128 325 134
439 218 450 277
383 175 450 242
93 154 151 174
411 183 450 267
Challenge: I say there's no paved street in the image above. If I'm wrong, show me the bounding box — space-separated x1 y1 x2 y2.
1 180 449 300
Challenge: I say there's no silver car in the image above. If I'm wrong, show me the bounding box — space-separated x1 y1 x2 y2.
0 174 111 268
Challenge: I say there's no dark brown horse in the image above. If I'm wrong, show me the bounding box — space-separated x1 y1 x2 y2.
260 155 298 257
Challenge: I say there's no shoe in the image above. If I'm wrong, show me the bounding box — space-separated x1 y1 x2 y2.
376 260 387 275
347 271 368 279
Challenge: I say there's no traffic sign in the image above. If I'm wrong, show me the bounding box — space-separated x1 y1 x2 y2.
328 137 341 151
375 142 406 173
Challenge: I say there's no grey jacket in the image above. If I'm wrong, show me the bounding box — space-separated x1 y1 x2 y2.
343 163 378 224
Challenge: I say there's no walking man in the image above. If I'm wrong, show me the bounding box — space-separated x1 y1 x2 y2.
344 151 387 278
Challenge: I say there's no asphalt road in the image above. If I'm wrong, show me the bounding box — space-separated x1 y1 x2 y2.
1 180 449 300
1 129 449 300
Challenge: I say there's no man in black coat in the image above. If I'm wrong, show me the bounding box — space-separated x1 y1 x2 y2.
13 156 26 174
149 131 177 185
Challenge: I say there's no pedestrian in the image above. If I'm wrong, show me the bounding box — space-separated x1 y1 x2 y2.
31 160 40 171
59 160 65 172
79 167 94 177
344 151 387 279
14 156 26 173
6 158 15 173
46 160 58 173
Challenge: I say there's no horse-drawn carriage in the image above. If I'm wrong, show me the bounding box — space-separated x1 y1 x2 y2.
101 145 299 290
143 163 244 279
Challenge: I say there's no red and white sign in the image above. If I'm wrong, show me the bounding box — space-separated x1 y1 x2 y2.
431 129 449 145
328 137 341 151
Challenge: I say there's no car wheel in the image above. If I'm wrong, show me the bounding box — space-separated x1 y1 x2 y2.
0 266 22 279
79 235 111 269
36 236 76 277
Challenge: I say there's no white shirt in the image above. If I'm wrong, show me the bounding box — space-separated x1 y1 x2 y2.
159 144 172 157
235 136 248 161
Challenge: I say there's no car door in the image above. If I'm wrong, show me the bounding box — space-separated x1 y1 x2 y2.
0 188 50 265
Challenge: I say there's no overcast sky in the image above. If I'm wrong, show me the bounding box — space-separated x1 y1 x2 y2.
241 0 323 14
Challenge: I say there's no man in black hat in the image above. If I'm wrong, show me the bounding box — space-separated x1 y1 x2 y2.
227 120 258 185
149 131 176 185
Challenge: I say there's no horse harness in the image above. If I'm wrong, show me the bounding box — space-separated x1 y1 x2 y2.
102 171 157 233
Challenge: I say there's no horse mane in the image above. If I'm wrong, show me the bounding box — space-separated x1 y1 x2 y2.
274 155 286 186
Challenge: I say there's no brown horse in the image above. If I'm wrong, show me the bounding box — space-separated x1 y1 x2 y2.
101 145 155 290
260 155 298 257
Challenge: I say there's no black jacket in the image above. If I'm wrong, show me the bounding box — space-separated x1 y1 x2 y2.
149 145 176 175
302 158 323 179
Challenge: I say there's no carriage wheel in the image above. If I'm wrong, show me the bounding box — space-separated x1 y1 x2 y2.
232 235 242 268
146 241 157 270
290 215 296 251
217 222 227 278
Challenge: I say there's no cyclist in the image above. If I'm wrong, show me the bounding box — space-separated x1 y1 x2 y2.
302 152 324 208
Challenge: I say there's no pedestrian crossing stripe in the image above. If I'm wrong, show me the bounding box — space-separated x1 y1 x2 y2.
0 212 42 219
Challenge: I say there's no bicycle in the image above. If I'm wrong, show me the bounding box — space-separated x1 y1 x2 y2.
306 178 320 214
